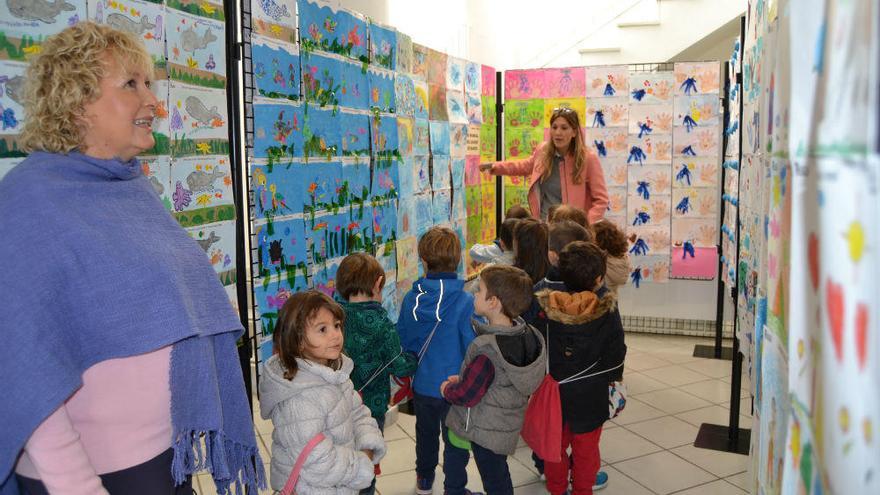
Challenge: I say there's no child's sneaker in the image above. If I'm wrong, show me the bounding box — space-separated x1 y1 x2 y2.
593 470 609 491
416 477 433 495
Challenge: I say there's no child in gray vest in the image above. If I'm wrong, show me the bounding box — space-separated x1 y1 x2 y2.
440 265 547 495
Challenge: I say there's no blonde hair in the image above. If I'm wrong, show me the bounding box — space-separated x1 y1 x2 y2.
20 22 154 154
541 108 588 185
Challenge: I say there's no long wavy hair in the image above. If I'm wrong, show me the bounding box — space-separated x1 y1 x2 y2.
540 107 587 185
513 218 550 285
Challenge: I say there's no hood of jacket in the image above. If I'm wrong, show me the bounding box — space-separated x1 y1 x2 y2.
407 276 468 323
259 354 354 420
535 288 617 325
470 317 546 396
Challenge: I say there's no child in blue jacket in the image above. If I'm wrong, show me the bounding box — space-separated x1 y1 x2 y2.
397 227 477 495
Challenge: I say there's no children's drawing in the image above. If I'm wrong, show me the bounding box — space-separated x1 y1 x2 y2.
252 36 299 101
412 118 430 155
606 186 627 216
585 128 628 158
627 256 670 286
601 161 628 188
586 97 628 128
338 109 369 157
297 0 368 62
481 65 496 97
585 65 628 98
543 67 586 98
628 225 670 255
368 20 395 70
255 217 308 277
465 155 481 187
629 164 672 195
367 67 395 113
426 47 447 87
395 235 419 280
302 104 341 161
628 104 674 135
298 160 343 214
466 93 482 125
301 52 341 108
309 212 367 264
169 82 229 156
412 154 430 193
673 126 719 157
479 124 496 162
627 145 647 165
411 42 429 79
0 60 27 147
413 192 433 236
503 69 544 100
675 157 718 187
252 163 297 219
451 187 466 221
170 155 233 212
674 62 721 95
670 245 717 280
673 187 717 218
505 99 544 129
446 56 465 90
251 0 295 42
371 156 398 202
186 220 236 284
450 157 465 190
397 155 416 197
338 57 369 110
397 117 414 157
465 183 481 216
396 31 412 74
413 78 429 119
429 120 450 156
628 135 672 164
372 199 397 245
253 100 302 163
503 182 529 216
139 155 171 209
480 95 495 126
674 94 720 131
93 0 165 67
370 112 398 156
446 89 468 124
464 61 480 94
428 83 448 121
671 217 717 247
449 123 467 158
627 72 674 104
757 331 788 495
629 196 671 225
341 160 371 211
505 127 543 159
432 188 452 224
395 73 417 117
1 0 85 60
431 154 450 190
311 256 341 297
543 98 586 128
165 8 225 88
253 270 309 348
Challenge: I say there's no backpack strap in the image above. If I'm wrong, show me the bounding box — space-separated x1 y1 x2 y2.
280 432 326 495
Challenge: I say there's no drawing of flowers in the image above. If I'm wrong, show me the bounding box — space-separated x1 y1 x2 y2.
308 23 322 42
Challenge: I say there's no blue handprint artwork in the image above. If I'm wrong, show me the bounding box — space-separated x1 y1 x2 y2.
683 114 698 132
638 121 652 138
631 88 646 101
676 196 691 214
636 181 651 200
627 146 647 165
680 77 698 95
633 211 651 226
681 145 697 156
630 238 649 256
593 110 606 127
604 83 615 96
594 140 607 157
630 267 643 288
682 240 696 259
675 163 692 185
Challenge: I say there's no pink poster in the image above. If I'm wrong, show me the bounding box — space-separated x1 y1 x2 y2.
504 69 545 100
670 246 718 279
481 65 496 96
543 67 586 98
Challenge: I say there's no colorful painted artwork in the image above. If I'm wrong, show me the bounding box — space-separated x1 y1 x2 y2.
626 135 672 165
674 61 721 95
464 61 480 95
670 217 717 248
397 117 413 157
186 219 236 285
170 155 233 212
297 0 368 62
585 65 628 98
302 104 341 161
432 188 452 224
628 72 675 104
428 83 448 121
466 93 482 125
481 65 496 97
252 0 295 43
446 56 465 90
301 52 342 108
505 99 544 129
505 127 543 159
413 77 429 118
673 126 719 157
253 269 309 349
585 128 629 158
543 98 586 128
371 156 399 202
395 73 417 117
92 0 165 67
311 256 341 297
411 42 428 79
370 112 398 156
169 82 229 156
252 100 302 163
368 67 395 113
368 20 395 70
413 118 430 155
628 255 670 287
674 94 721 131
338 57 369 110
446 89 468 124
429 120 450 156
140 155 172 209
543 67 586 98
670 246 718 280
449 123 467 158
431 155 450 190
426 47 447 87
165 8 226 88
255 217 309 278
372 199 397 245
396 31 412 74
586 97 629 128
0 0 86 61
252 36 299 101
504 69 544 100
0 59 27 154
338 109 370 157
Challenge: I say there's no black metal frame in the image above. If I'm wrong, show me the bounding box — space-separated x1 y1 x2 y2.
693 15 751 456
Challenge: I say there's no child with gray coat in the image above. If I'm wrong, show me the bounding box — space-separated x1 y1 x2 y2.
260 290 386 494
440 265 547 495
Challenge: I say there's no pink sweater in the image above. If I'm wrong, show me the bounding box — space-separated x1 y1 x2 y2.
490 142 609 224
15 346 173 493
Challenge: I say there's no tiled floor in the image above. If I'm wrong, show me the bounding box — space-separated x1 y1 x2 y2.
194 333 754 494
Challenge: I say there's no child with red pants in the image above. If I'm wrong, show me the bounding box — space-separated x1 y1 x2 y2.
533 241 626 494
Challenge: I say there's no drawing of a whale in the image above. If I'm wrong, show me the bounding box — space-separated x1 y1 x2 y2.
106 12 156 35
196 231 220 251
186 167 224 193
3 75 24 105
184 96 222 126
7 0 75 24
180 25 217 53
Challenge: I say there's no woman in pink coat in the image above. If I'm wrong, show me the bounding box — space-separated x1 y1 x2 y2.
481 108 609 223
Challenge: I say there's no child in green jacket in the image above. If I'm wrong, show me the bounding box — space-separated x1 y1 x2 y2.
337 252 418 495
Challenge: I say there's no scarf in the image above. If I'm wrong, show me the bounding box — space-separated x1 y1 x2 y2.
0 152 264 493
